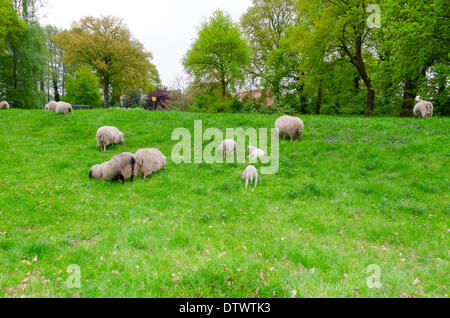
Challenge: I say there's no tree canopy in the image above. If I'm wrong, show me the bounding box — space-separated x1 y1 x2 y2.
183 10 251 98
53 16 160 108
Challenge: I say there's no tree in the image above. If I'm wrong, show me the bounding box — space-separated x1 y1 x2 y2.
63 66 102 107
0 0 24 55
53 16 160 108
241 0 297 90
374 0 449 116
44 25 66 102
183 10 251 98
294 0 379 116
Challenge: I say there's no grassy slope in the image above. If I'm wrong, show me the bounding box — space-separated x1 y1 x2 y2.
0 109 448 298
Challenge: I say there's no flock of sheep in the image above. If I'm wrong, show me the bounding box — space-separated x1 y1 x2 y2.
0 98 435 188
87 114 304 188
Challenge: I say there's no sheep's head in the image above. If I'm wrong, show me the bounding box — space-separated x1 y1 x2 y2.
89 164 103 180
248 146 256 153
119 133 125 143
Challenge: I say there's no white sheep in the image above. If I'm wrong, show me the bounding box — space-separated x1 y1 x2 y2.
242 165 258 189
275 115 304 141
217 139 238 160
55 102 72 114
96 126 125 152
134 148 167 179
45 101 58 111
89 152 136 183
247 145 265 160
413 101 434 118
0 101 9 109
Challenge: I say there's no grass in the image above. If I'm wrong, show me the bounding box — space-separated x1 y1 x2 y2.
0 109 448 298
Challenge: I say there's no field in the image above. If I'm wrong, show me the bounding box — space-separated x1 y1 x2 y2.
0 109 448 298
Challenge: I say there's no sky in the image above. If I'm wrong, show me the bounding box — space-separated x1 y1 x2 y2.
41 0 253 87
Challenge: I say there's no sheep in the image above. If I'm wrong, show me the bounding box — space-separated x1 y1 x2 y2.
45 101 58 112
89 152 136 184
134 148 167 179
0 101 9 109
275 115 304 141
217 139 238 160
55 102 72 114
247 145 265 160
242 165 258 189
96 126 125 152
413 100 434 118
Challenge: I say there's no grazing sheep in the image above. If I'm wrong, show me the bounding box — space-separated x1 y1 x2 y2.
414 100 434 118
45 101 58 112
242 165 258 189
134 148 167 179
89 152 136 184
217 139 238 159
55 102 72 114
96 126 125 152
248 145 265 159
0 101 9 109
275 115 304 141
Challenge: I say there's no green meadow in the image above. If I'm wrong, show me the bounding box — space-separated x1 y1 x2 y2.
0 109 448 298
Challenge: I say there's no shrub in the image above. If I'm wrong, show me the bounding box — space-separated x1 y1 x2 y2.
62 67 102 107
122 90 144 108
145 87 170 110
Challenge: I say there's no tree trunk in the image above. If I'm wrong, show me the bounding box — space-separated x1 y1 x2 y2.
53 78 60 102
315 87 322 115
104 79 110 108
221 80 226 99
400 79 418 117
366 88 375 116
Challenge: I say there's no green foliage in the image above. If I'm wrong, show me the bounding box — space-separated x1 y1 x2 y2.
183 10 251 98
63 67 102 107
122 90 144 108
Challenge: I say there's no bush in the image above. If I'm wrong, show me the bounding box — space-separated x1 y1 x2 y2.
122 90 144 108
145 87 170 110
62 67 102 107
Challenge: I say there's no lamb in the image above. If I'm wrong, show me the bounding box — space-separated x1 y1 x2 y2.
55 102 72 114
217 139 238 159
247 145 265 159
242 165 258 189
134 148 167 179
413 100 434 118
275 115 304 141
89 152 136 184
96 126 125 151
0 101 9 109
45 101 58 111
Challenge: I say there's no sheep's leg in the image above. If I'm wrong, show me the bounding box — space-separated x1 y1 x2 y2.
290 135 294 142
255 177 258 188
245 179 249 189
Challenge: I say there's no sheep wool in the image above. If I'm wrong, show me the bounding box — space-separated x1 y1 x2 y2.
242 165 258 189
134 148 167 179
248 145 265 159
45 101 58 112
96 126 125 151
89 152 136 183
55 102 72 114
275 115 304 141
217 139 239 159
0 101 9 109
413 101 434 118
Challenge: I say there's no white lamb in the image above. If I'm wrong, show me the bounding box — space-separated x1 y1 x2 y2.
242 165 258 189
247 145 265 159
217 139 238 160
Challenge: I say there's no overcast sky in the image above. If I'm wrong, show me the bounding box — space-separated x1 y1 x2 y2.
41 0 252 87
